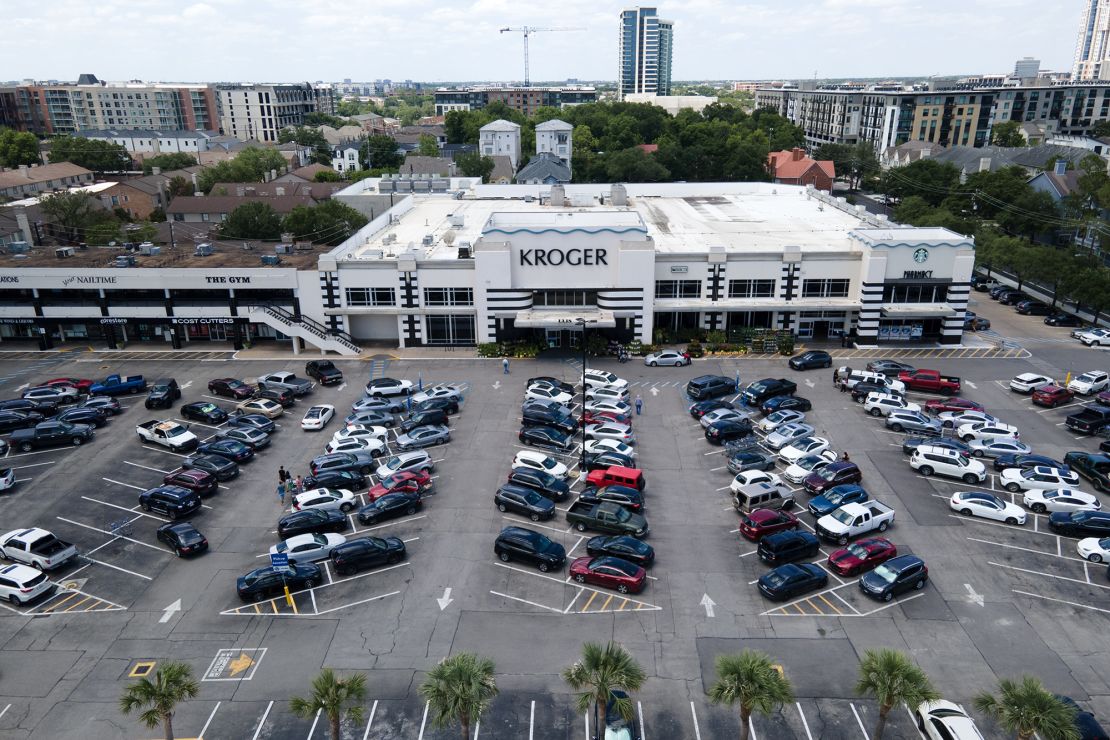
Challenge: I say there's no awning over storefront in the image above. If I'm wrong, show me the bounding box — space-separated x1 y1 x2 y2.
513 309 617 328
880 304 956 318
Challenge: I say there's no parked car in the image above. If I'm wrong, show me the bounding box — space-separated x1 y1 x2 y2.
494 526 566 572
512 450 569 479
864 392 920 417
156 522 208 557
808 484 869 519
758 409 805 433
966 438 1031 459
1000 466 1081 492
994 453 1069 474
395 425 450 450
915 700 985 740
1065 451 1110 492
293 487 357 513
237 563 320 601
269 532 347 564
1009 373 1054 394
924 398 983 415
803 461 862 495
1016 300 1052 315
859 554 928 601
685 375 737 401
704 418 754 445
758 530 821 565
957 421 1020 443
903 437 973 457
1049 510 1110 537
911 446 987 483
738 508 799 541
759 395 812 415
1032 384 1075 408
1044 312 1083 327
162 468 218 496
255 387 296 408
757 563 828 600
277 509 349 539
688 399 736 418
788 351 832 370
330 537 406 575
569 555 646 594
949 491 1026 525
305 359 343 386
236 398 284 419
181 454 239 481
865 359 916 376
301 404 335 431
643 350 691 367
885 410 942 436
764 422 815 451
227 413 275 434
1022 488 1101 514
495 484 556 521
826 537 897 576
364 377 413 397
527 377 575 395
54 407 107 428
506 467 570 502
144 378 180 410
207 378 255 400
181 402 231 425
138 485 201 520
518 425 574 452
1069 371 1110 396
742 378 798 406
216 426 270 450
374 450 435 479
585 535 655 567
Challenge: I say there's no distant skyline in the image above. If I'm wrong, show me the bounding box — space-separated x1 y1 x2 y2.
2 0 1081 84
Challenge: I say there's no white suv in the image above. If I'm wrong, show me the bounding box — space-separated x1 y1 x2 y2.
910 445 987 484
375 450 435 479
957 421 1020 442
584 369 628 390
0 563 54 606
864 392 920 417
1069 370 1110 395
1000 465 1081 492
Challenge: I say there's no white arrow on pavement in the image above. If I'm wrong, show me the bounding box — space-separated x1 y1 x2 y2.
492 380 501 390
180 381 193 390
700 593 716 618
15 383 29 392
437 587 454 610
337 382 347 392
804 379 815 388
964 583 984 607
964 381 977 390
650 387 659 397
159 599 182 623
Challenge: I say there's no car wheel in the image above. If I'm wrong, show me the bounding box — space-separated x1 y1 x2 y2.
617 584 630 594
497 503 508 513
1005 517 1019 525
919 466 934 476
340 503 353 513
361 466 372 475
962 474 980 484
883 592 893 602
142 502 152 512
960 508 973 517
20 443 31 452
530 513 541 522
8 594 20 606
1032 503 1047 513
304 578 318 588
891 424 904 433
782 500 794 510
961 435 974 442
498 552 510 563
372 392 382 397
1005 482 1021 493
252 592 265 602
574 573 586 583
1089 553 1104 563
869 408 883 417
130 387 139 394
837 535 848 545
878 521 888 532
972 450 984 458
575 522 587 532
175 548 185 558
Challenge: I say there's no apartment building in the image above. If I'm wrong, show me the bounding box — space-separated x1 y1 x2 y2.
618 7 675 100
215 83 337 143
433 87 597 117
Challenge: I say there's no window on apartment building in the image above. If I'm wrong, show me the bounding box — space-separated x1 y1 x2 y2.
801 279 850 298
423 288 473 306
727 279 776 298
345 287 395 306
654 280 701 299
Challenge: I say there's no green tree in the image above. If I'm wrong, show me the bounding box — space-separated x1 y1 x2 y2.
880 159 962 206
417 134 440 157
814 142 879 190
85 220 123 246
195 147 287 193
455 152 495 182
279 126 331 164
604 147 671 182
1069 266 1110 324
289 668 367 740
39 190 101 243
167 176 193 200
361 135 403 169
854 649 939 739
142 153 197 174
305 112 360 128
974 676 1078 740
118 660 199 740
1093 120 1110 139
563 642 646 737
708 650 794 740
219 201 282 240
281 200 368 246
419 652 499 740
313 169 341 182
48 135 131 172
0 128 41 167
990 121 1026 147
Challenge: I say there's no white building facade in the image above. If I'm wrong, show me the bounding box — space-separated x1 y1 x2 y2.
534 119 573 170
478 120 522 171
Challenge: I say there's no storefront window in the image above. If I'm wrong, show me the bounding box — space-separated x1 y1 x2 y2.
727 280 775 298
532 290 597 307
345 288 395 306
881 283 949 303
654 280 701 299
423 288 473 306
426 315 475 345
801 279 850 298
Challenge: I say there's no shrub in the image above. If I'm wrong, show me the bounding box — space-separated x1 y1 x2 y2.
705 330 727 345
686 341 704 358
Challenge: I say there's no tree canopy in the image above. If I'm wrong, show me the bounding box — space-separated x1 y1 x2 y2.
279 126 331 165
142 152 197 174
361 135 403 170
281 200 368 245
990 121 1025 147
219 201 283 241
48 135 131 172
0 128 41 168
195 147 289 194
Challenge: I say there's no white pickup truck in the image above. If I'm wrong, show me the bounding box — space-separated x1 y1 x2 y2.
136 420 199 452
0 528 79 571
815 501 895 545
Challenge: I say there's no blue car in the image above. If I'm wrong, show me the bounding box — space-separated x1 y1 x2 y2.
196 438 254 463
760 395 813 415
992 453 1069 474
807 484 869 518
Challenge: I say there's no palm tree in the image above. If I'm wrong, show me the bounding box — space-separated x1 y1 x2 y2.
708 650 794 740
118 660 199 740
854 648 940 739
563 641 647 740
419 652 499 740
974 675 1079 740
289 668 367 740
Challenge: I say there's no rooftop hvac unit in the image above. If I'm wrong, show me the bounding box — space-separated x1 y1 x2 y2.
422 233 434 246
9 241 29 253
55 246 74 259
457 246 471 259
363 250 384 259
275 244 293 255
194 243 214 257
448 213 465 228
383 233 397 245
260 254 281 266
138 241 155 255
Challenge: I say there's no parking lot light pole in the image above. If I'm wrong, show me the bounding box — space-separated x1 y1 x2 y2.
576 317 588 476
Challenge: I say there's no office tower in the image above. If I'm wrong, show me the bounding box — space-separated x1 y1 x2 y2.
618 7 674 99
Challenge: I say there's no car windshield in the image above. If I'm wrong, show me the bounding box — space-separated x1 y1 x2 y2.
153 384 170 392
845 543 869 559
764 571 788 587
830 508 855 525
198 403 216 412
870 564 898 583
818 466 840 480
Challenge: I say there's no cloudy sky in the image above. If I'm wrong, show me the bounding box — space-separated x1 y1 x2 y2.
4 0 1079 84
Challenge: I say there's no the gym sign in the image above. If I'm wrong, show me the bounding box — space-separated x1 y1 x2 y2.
519 248 609 267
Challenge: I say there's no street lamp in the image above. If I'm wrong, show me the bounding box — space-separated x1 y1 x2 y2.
575 317 593 477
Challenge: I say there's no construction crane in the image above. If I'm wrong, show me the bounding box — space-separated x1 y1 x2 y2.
499 26 586 87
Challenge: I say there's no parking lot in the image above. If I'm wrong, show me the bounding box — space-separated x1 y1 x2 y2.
2 293 1110 738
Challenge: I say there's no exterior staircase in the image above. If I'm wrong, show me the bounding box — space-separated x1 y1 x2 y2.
245 303 362 356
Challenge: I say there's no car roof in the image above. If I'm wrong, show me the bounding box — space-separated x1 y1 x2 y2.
884 554 924 569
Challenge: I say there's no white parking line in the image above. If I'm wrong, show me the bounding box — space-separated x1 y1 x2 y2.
0 703 10 721
850 703 870 739
123 460 170 474
56 516 165 552
1013 589 1110 614
361 700 378 740
83 555 152 580
968 537 1082 564
690 701 702 740
989 560 1110 591
104 477 145 490
9 460 55 470
197 701 221 739
490 590 565 614
638 700 646 740
416 701 430 740
80 495 170 522
797 702 814 740
306 708 321 739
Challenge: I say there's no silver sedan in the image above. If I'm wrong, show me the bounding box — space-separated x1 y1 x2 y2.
395 425 450 450
764 422 815 451
643 350 691 367
966 438 1031 459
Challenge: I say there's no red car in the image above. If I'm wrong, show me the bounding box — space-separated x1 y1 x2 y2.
162 468 218 496
924 397 983 415
580 410 633 427
738 509 799 542
826 537 897 576
569 556 646 594
1032 384 1075 408
43 377 93 393
1097 390 1110 406
367 470 433 501
207 378 255 399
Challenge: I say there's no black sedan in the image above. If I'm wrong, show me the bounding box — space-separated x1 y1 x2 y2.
330 537 406 575
80 396 122 415
0 398 57 417
506 468 570 502
181 402 229 424
993 453 1069 473
901 437 972 456
788 351 832 370
518 425 574 452
196 438 254 463
0 410 43 432
528 376 576 395
1044 312 1082 327
227 413 276 434
1049 511 1110 537
255 387 296 408
851 383 906 403
278 509 349 538
583 451 636 472
182 454 240 481
759 396 813 415
689 399 735 419
495 483 557 521
414 397 460 416
357 491 422 525
55 407 108 427
216 427 270 450
585 535 655 567
727 450 777 474
758 563 828 600
237 563 321 601
578 485 644 512
156 522 208 557
866 360 916 376
302 469 367 491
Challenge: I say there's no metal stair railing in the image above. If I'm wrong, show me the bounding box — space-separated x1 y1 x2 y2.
247 302 362 353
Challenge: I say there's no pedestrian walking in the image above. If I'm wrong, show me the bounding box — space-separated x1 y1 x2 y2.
635 394 643 415
285 478 296 501
841 451 851 463
277 466 289 505
502 357 510 374
293 475 303 494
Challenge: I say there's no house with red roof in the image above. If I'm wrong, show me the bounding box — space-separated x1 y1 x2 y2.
767 148 835 191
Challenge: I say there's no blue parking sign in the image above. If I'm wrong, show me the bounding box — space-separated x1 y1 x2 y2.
269 552 290 573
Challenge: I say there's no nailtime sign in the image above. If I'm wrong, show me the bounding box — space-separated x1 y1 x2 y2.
0 275 120 285
519 248 609 267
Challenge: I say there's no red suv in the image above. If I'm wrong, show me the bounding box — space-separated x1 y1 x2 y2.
207 378 255 399
738 509 799 541
162 468 218 496
1032 385 1074 408
367 470 433 501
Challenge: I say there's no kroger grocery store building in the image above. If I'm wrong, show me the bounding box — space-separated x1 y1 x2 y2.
0 180 974 354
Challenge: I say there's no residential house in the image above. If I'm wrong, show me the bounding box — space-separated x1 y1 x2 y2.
479 120 521 170
0 163 94 200
318 125 365 146
166 194 316 224
880 141 935 170
331 144 362 173
1029 159 1100 250
205 182 341 200
535 119 572 172
515 152 572 185
488 156 515 184
766 148 835 190
74 129 216 157
279 164 334 182
400 156 457 177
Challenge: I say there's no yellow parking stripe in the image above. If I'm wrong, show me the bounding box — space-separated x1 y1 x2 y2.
252 603 261 614
289 595 300 615
791 601 806 615
581 591 598 612
818 594 843 615
617 598 629 611
636 602 647 610
270 600 279 614
599 594 614 612
63 596 92 612
42 592 80 612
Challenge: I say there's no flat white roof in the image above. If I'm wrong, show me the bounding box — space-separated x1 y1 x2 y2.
335 183 931 262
